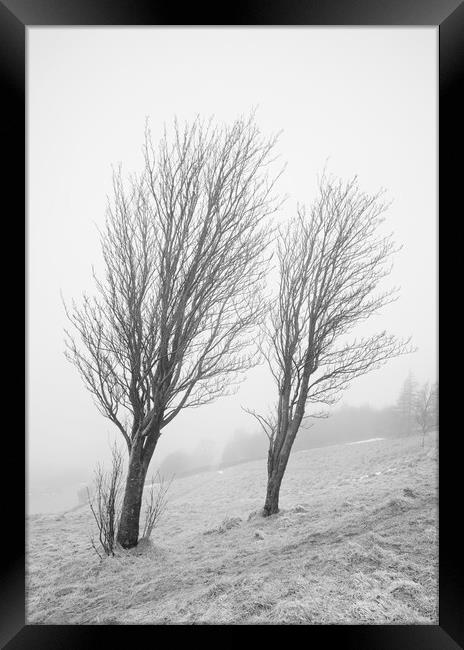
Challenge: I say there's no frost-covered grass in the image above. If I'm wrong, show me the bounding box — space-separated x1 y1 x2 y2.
27 434 438 624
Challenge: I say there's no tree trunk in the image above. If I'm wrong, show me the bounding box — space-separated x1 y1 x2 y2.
263 466 285 516
117 435 158 549
263 428 296 517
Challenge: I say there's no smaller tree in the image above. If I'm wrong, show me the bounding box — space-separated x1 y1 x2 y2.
414 381 438 447
396 372 417 436
87 444 124 559
248 173 413 517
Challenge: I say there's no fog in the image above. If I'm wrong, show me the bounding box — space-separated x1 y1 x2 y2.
27 27 437 512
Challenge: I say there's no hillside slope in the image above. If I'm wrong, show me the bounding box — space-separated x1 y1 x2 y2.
27 435 438 624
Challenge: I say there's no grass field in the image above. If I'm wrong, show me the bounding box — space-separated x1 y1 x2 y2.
26 434 438 624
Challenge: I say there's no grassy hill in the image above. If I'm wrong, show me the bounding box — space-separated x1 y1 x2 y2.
27 434 438 624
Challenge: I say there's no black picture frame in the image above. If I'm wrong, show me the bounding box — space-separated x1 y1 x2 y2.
1 1 458 647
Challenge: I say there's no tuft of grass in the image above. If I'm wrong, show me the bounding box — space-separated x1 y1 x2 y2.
204 516 242 535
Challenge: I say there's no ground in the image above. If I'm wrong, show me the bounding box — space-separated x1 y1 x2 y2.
27 434 438 624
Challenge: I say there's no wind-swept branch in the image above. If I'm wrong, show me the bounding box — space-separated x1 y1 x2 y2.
64 113 283 547
251 172 414 516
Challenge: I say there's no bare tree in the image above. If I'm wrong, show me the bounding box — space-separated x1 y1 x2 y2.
248 174 413 516
414 381 438 447
88 443 124 558
396 371 418 436
64 114 281 548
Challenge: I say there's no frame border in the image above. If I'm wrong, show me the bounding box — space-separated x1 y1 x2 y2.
1 0 459 647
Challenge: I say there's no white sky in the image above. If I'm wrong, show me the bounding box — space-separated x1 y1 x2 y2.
27 27 437 480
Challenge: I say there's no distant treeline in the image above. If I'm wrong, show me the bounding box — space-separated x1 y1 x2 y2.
156 403 403 479
222 404 401 466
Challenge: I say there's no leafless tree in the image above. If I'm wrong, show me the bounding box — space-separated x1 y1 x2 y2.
64 114 282 548
414 381 438 447
141 472 173 540
87 443 124 558
247 174 413 516
396 371 418 436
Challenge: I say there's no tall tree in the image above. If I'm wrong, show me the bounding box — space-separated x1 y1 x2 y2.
396 371 417 436
414 381 438 446
248 174 412 516
64 115 281 547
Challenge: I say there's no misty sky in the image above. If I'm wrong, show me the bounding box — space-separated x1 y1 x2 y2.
28 27 437 482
